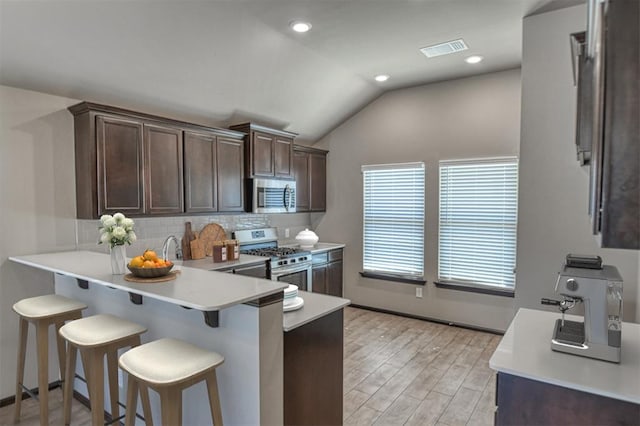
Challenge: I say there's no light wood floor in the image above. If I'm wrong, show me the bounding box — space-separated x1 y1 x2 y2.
0 388 92 425
343 307 499 426
0 306 499 426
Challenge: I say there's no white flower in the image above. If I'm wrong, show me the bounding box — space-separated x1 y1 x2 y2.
112 226 127 239
113 213 125 223
97 212 135 248
100 214 113 225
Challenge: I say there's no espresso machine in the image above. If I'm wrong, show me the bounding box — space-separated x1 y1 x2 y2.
541 254 623 363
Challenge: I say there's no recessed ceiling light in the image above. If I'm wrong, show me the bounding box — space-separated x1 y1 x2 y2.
374 74 389 82
465 55 484 64
290 21 312 33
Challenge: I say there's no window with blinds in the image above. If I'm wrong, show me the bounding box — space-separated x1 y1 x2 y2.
362 162 425 280
438 158 518 290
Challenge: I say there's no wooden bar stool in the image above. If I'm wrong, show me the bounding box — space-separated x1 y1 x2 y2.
59 314 151 426
12 294 87 425
119 337 225 426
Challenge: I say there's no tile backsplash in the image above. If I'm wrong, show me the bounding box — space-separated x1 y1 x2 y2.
76 213 312 258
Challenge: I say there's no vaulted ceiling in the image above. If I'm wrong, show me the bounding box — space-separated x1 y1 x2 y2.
0 0 583 143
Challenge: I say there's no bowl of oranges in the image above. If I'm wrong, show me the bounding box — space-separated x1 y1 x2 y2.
127 250 174 278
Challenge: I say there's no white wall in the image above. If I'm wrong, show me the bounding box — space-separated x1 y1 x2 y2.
0 85 79 398
313 69 522 332
516 5 639 322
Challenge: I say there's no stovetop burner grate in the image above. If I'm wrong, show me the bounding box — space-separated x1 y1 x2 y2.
241 247 308 258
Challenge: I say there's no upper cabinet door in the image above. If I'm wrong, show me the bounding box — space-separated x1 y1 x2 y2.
217 137 245 212
293 150 310 212
184 131 217 213
143 124 184 215
96 115 145 216
274 136 293 178
309 153 327 212
252 131 275 177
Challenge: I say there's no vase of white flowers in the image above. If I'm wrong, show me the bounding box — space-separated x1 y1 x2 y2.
98 213 136 274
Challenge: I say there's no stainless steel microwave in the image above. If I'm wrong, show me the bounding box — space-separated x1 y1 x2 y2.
249 179 296 213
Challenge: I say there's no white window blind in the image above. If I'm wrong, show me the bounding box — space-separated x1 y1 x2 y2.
362 162 425 279
438 158 518 289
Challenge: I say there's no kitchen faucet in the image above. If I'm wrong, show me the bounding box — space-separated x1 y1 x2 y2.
162 235 183 260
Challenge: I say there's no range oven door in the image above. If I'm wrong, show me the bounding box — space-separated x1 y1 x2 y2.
271 264 312 292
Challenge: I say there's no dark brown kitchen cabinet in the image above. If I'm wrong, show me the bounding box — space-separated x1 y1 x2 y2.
229 123 296 179
311 248 343 297
292 145 328 212
184 132 245 213
217 137 245 212
216 262 268 278
69 102 245 218
293 150 310 211
312 266 327 294
495 373 640 425
144 124 184 215
94 115 145 216
576 0 639 249
184 131 218 213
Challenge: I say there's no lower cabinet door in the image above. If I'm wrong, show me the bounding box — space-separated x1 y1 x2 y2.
326 260 343 297
312 265 327 294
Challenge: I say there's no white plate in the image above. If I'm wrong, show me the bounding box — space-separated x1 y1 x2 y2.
283 296 304 312
284 284 298 297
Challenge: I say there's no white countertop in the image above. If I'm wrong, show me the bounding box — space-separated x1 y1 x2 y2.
279 241 346 254
10 251 287 311
489 308 640 404
283 290 350 332
181 254 267 271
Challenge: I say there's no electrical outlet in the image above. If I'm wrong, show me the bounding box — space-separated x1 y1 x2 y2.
416 287 423 298
285 228 290 238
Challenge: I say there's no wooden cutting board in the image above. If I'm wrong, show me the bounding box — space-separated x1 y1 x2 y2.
199 223 227 257
190 234 206 260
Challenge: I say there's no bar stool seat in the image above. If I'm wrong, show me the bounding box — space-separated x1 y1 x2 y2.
13 294 87 319
13 294 87 425
60 314 147 347
120 338 225 425
59 314 151 426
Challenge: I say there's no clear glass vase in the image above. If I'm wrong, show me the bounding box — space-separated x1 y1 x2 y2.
110 245 127 274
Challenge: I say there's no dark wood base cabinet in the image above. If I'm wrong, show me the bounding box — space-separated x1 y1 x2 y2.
495 372 640 425
312 249 343 297
284 309 343 426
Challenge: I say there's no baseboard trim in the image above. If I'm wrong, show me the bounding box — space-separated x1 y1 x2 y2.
0 380 62 408
349 303 505 335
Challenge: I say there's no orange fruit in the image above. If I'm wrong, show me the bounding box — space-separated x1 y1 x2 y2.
142 260 155 268
143 250 158 261
129 256 145 268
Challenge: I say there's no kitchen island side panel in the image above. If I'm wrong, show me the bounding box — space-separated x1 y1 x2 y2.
55 274 276 425
284 309 344 425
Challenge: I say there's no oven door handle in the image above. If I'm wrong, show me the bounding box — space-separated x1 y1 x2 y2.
271 264 311 278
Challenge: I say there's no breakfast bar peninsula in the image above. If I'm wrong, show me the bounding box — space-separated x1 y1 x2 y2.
10 250 289 425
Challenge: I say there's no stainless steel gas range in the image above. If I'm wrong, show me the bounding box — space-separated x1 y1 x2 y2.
233 228 312 291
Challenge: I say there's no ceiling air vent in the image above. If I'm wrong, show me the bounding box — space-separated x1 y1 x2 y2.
420 39 468 58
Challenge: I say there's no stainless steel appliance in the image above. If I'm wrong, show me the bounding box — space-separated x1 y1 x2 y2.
233 228 312 291
541 254 623 363
249 179 296 213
